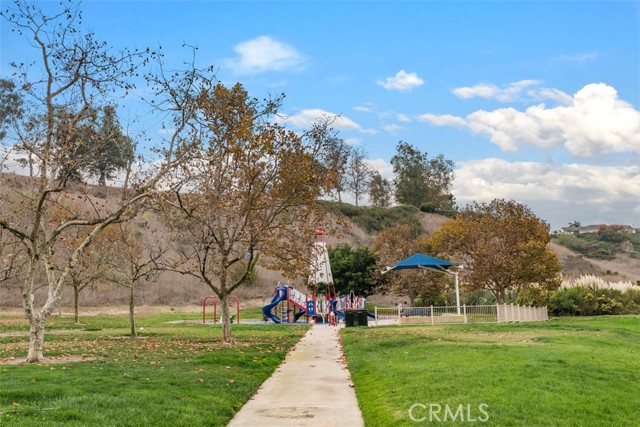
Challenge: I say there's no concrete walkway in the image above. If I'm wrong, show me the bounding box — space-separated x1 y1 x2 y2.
227 324 365 427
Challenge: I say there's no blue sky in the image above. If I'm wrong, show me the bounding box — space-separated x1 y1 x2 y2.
1 1 639 230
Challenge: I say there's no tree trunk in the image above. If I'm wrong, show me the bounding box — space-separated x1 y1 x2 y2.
221 293 234 344
26 319 45 362
129 284 137 338
74 283 80 324
98 171 106 187
28 152 34 177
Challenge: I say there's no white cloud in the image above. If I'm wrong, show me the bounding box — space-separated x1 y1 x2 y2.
224 36 304 75
353 105 375 113
360 128 380 135
281 109 362 131
396 113 411 123
453 80 541 102
426 83 640 158
528 88 573 105
383 124 403 134
377 70 424 92
454 158 640 230
554 52 599 64
418 113 467 127
365 158 394 180
0 146 30 175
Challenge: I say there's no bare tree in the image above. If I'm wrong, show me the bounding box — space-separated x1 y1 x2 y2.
0 1 198 362
345 146 372 207
103 221 166 338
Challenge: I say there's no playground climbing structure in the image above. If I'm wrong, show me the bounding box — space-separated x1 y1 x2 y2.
262 229 371 324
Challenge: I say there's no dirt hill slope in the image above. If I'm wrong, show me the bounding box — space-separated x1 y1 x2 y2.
549 242 640 282
1 173 637 309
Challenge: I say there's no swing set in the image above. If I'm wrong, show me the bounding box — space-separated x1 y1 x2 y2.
201 295 241 324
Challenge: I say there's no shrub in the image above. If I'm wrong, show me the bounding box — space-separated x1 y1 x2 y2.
580 290 623 315
597 225 628 243
548 286 632 316
515 287 548 307
548 287 587 316
419 203 436 213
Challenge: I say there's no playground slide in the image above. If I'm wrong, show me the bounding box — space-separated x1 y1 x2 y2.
294 310 307 322
262 287 288 324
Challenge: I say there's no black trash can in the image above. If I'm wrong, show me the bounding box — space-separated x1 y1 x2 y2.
345 310 356 327
356 310 368 327
345 309 368 327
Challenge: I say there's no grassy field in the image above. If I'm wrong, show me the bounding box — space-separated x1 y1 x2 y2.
342 316 640 427
0 311 307 426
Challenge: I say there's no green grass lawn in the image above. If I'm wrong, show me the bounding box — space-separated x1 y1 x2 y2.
342 316 640 427
0 311 307 426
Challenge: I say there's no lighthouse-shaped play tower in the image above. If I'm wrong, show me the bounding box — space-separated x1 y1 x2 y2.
262 229 366 324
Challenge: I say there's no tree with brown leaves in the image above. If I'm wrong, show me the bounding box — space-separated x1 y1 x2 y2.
102 221 166 338
429 199 561 303
0 1 198 362
159 83 338 343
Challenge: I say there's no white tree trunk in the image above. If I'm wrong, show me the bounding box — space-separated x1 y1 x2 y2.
26 319 45 362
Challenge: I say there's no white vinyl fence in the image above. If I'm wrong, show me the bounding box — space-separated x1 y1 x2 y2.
373 303 548 326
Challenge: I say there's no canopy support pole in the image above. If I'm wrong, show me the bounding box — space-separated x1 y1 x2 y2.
433 266 462 316
454 271 461 315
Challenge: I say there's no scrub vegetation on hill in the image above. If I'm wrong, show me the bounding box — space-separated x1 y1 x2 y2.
552 226 640 260
324 202 423 235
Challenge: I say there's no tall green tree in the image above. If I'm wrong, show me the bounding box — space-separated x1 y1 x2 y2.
329 243 377 296
390 141 455 209
89 105 134 186
0 78 23 140
430 199 562 303
54 105 133 186
368 171 393 207
54 106 98 185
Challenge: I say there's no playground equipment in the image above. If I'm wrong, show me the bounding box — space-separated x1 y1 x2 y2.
262 229 375 324
202 294 240 324
262 284 373 324
262 285 309 324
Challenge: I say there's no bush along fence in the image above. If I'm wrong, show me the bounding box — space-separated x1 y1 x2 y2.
373 304 548 326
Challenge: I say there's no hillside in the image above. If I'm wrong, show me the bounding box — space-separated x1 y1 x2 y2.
1 173 638 309
550 242 640 283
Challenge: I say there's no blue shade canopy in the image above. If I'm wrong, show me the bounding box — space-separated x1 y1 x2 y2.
389 253 457 271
